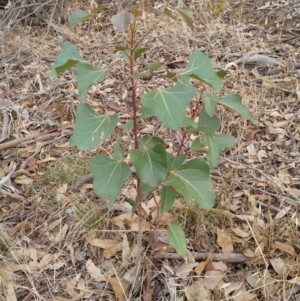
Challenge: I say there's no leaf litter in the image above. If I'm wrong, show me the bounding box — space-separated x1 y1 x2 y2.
1 0 300 300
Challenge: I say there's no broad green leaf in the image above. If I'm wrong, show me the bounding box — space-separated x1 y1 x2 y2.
201 93 219 117
181 50 223 90
168 224 187 256
166 71 177 82
147 62 163 72
164 158 215 209
200 133 235 168
166 153 186 171
141 181 156 197
134 47 149 60
140 106 155 118
112 141 125 160
70 104 118 151
182 115 197 129
90 155 130 210
190 139 208 153
163 8 176 20
111 10 134 33
176 7 193 28
216 70 227 79
198 109 220 134
48 41 84 77
130 137 167 187
75 63 109 98
219 94 256 123
161 186 175 212
177 75 191 85
118 120 133 131
141 83 197 130
70 9 90 27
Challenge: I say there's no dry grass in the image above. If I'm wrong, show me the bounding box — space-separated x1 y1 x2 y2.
1 0 300 300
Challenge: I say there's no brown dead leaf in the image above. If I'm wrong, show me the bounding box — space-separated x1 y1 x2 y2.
204 270 225 290
184 280 211 301
85 236 120 249
0 265 17 301
106 275 130 301
271 241 295 255
103 242 123 258
270 258 286 276
174 262 198 278
85 259 106 282
122 234 130 262
231 227 251 238
217 228 233 253
195 260 209 275
231 288 256 301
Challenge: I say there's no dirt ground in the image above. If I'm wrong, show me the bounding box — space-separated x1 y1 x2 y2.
1 0 300 300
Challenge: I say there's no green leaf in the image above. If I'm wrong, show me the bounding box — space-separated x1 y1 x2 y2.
141 83 197 130
141 181 156 197
130 137 167 187
190 139 208 153
140 106 155 118
134 47 149 60
181 50 223 90
176 7 193 28
200 133 235 168
90 155 131 210
75 63 109 98
134 70 141 81
166 153 186 171
163 8 176 20
112 141 125 160
161 186 175 212
198 109 220 134
70 9 90 27
166 71 177 82
70 104 118 151
182 115 197 129
48 41 84 77
164 158 215 209
216 70 227 79
219 94 256 123
168 224 187 256
201 93 219 117
118 120 133 131
111 10 134 33
147 62 163 72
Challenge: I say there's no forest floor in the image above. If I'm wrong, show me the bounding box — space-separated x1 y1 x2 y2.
1 0 300 300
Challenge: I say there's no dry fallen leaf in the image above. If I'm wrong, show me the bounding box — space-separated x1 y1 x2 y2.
270 258 286 276
174 262 198 278
184 280 211 301
0 265 17 301
85 236 120 249
217 228 233 253
271 241 295 255
204 270 225 290
105 275 130 301
231 227 251 238
85 259 106 282
231 288 256 301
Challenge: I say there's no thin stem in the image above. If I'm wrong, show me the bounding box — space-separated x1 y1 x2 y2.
129 22 144 275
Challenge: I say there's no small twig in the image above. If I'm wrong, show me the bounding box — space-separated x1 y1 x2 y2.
153 252 248 262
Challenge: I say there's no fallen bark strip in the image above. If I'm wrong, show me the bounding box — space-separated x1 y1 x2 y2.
153 252 248 263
